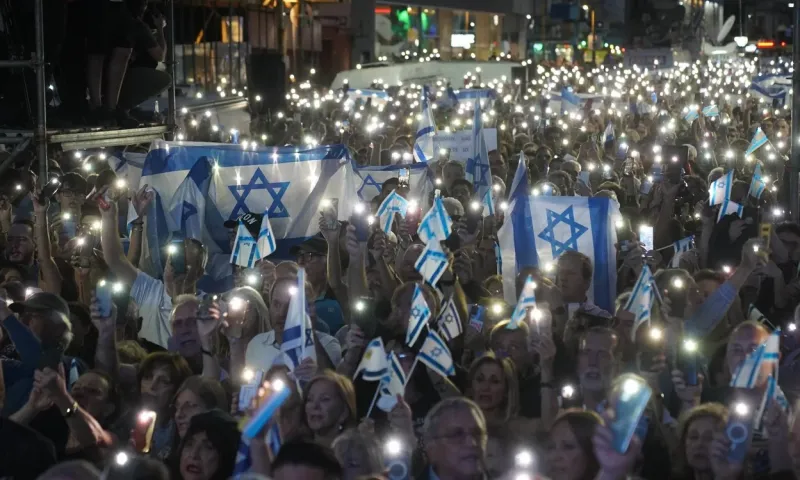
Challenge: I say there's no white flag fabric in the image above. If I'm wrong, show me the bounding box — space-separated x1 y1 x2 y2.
377 351 407 412
414 239 449 286
417 196 453 244
354 337 389 382
376 190 409 234
498 195 619 313
671 236 694 268
437 297 462 341
406 284 432 347
708 170 733 207
230 222 260 268
466 101 492 200
167 157 213 241
256 212 277 258
418 330 456 377
748 163 767 199
413 86 437 163
509 275 537 330
745 127 768 156
339 161 434 219
280 268 316 370
624 266 655 340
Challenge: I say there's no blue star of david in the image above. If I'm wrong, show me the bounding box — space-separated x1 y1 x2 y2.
537 205 589 258
228 168 290 220
181 201 197 224
358 175 383 200
431 347 443 358
412 306 422 319
444 314 455 324
465 156 491 190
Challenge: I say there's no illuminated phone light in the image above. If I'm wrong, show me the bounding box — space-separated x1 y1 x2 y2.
615 218 625 230
722 265 732 274
246 274 259 286
367 215 375 226
288 286 298 296
672 277 684 289
92 220 102 231
241 367 255 383
271 378 286 391
622 378 642 395
76 237 86 246
25 287 34 298
112 282 124 293
385 437 403 456
734 402 749 416
500 201 509 211
137 410 156 424
753 245 760 253
320 198 332 209
14 184 22 191
355 300 365 312
83 162 93 172
63 212 72 220
114 451 129 466
98 152 107 160
529 308 542 322
229 297 245 311
788 322 797 332
491 303 503 315
115 178 127 189
515 450 534 468
649 327 663 341
684 338 698 352
167 244 178 255
353 203 366 215
73 151 83 159
561 384 576 398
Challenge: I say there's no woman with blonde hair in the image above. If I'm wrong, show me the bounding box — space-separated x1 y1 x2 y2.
466 353 519 428
303 370 358 448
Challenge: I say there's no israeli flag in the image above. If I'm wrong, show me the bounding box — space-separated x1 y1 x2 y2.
167 157 213 240
414 239 449 286
231 222 260 268
417 196 453 245
603 122 615 144
498 196 619 312
560 87 581 113
257 212 277 258
717 199 744 223
749 78 789 107
107 151 145 192
763 328 781 376
280 268 316 370
340 160 435 213
730 343 765 388
671 235 694 268
377 351 407 412
482 187 495 217
437 296 462 341
355 337 389 382
466 101 492 199
451 88 497 107
747 305 771 327
684 109 699 122
133 141 349 281
508 151 530 200
748 163 766 199
509 275 537 330
376 190 409 234
702 105 720 117
745 127 768 156
418 330 456 377
624 265 655 340
406 284 432 347
708 170 733 206
414 86 437 163
266 422 282 457
233 437 253 475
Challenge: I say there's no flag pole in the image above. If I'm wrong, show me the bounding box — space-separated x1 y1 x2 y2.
365 385 381 418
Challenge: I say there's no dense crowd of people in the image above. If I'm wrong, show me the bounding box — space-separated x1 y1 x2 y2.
0 57 799 480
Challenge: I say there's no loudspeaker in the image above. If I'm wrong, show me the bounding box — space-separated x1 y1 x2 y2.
247 51 287 112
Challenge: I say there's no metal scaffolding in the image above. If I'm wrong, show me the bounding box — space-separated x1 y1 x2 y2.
0 0 178 187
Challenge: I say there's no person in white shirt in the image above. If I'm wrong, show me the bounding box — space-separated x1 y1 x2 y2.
99 191 207 348
245 276 341 372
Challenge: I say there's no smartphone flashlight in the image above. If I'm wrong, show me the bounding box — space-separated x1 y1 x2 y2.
385 437 403 457
491 303 504 315
470 200 481 211
671 277 684 289
167 243 178 255
114 451 129 466
529 308 542 322
320 198 332 209
788 323 797 332
683 338 698 352
14 184 21 191
115 178 127 189
355 300 366 312
733 402 749 417
561 384 576 398
353 202 366 215
649 326 663 341
246 273 260 286
622 378 642 396
515 450 534 468
229 297 245 311
25 287 34 298
92 220 102 231
241 367 255 383
288 286 298 296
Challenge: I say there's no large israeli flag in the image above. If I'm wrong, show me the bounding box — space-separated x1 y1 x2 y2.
466 101 492 199
498 196 619 312
132 141 349 280
413 86 437 163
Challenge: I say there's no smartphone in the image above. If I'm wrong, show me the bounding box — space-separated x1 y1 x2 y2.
469 305 485 332
168 239 186 274
559 383 583 409
39 345 64 371
132 410 157 453
675 337 699 386
384 438 411 480
96 279 113 318
466 202 484 232
759 223 772 250
638 225 654 252
352 296 376 338
39 178 60 203
238 369 265 412
350 202 371 242
321 198 339 230
637 323 666 372
398 169 410 189
62 213 77 238
662 145 689 184
609 375 652 453
726 388 762 462
664 285 687 318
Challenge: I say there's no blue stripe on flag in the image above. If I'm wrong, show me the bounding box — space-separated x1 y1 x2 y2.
511 196 539 271
588 197 613 312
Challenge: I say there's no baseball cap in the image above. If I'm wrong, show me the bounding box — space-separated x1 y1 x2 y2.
9 291 70 317
224 212 263 238
289 234 328 257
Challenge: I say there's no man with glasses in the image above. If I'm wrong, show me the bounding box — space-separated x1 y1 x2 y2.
422 397 487 480
55 173 88 220
290 234 344 335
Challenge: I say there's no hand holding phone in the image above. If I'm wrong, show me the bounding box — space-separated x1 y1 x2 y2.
725 389 761 463
350 203 372 242
132 410 157 453
167 240 187 274
95 279 113 318
608 374 652 453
